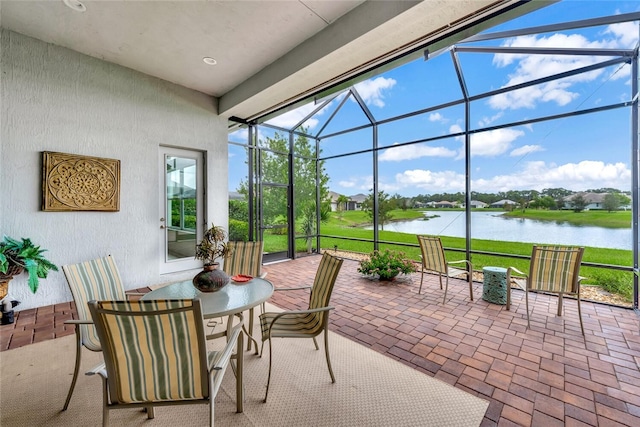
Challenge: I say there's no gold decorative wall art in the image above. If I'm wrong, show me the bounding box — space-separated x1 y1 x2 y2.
42 151 120 212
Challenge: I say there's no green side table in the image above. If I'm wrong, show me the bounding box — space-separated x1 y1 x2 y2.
482 266 508 306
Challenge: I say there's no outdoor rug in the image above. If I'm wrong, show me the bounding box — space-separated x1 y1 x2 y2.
0 303 488 426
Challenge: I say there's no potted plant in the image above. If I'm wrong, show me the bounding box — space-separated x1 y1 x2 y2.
193 224 232 292
358 249 417 281
0 236 59 295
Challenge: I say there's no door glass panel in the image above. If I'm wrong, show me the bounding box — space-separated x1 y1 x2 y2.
161 148 203 273
261 185 289 258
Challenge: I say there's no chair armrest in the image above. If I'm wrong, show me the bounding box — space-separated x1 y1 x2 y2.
266 306 334 330
64 319 94 325
126 292 146 297
507 267 527 291
86 362 107 378
274 285 311 292
209 321 243 371
447 259 472 269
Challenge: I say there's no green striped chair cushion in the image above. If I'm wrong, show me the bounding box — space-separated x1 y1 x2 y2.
62 256 126 351
260 252 342 341
529 246 583 294
223 241 264 277
417 235 448 274
92 299 206 404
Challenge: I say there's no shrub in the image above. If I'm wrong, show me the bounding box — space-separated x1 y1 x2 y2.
228 219 249 242
358 249 416 281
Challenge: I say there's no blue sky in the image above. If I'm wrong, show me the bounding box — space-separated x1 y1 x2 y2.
230 1 640 198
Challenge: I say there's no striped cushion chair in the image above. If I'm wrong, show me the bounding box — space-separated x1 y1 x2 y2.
259 252 343 402
223 240 266 352
508 246 585 335
62 255 131 410
87 299 243 427
417 235 474 304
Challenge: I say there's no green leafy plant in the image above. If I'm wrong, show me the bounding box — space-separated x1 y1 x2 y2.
195 224 230 266
358 249 416 281
0 236 59 293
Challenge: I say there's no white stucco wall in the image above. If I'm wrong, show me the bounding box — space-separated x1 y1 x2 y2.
1 30 228 310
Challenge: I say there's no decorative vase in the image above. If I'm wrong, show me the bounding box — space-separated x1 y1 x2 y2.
192 263 229 293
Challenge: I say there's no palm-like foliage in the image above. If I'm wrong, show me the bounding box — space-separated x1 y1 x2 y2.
0 236 59 293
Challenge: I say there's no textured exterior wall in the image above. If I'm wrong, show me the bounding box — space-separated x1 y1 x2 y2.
1 30 228 310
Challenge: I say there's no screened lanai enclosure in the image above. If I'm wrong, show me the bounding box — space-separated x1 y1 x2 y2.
229 5 640 310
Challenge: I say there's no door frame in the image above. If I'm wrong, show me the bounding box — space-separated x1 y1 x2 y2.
159 146 204 274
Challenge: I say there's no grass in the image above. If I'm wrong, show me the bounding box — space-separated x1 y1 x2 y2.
503 209 632 228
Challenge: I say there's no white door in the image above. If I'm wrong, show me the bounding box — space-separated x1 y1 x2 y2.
159 147 204 273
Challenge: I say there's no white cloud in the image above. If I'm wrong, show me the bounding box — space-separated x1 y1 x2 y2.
338 180 356 188
228 128 248 142
478 112 504 127
429 112 445 122
488 26 639 110
389 160 631 193
265 102 320 129
379 143 456 161
354 77 397 108
510 144 544 157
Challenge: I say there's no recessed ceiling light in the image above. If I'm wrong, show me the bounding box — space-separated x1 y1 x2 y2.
203 57 217 66
63 0 86 12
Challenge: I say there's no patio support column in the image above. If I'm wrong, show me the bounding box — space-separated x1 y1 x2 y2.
632 47 639 310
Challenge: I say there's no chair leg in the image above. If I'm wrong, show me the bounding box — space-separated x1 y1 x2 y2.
324 329 336 383
524 291 531 329
312 336 319 350
557 293 564 316
63 327 83 411
442 275 448 304
210 397 215 427
264 337 273 403
101 376 109 427
577 295 585 336
146 406 154 419
419 269 425 294
468 272 474 301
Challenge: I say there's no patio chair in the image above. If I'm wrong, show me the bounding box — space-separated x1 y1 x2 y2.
416 235 474 304
87 299 243 427
62 255 140 411
508 245 585 335
222 240 266 352
259 252 343 402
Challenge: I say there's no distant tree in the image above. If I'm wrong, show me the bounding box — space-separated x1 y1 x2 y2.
603 193 620 212
542 187 572 200
362 190 395 231
571 194 588 212
336 194 349 217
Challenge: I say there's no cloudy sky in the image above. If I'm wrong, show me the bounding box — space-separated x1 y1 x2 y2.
230 1 639 198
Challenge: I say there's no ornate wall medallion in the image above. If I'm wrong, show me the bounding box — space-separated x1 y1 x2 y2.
42 151 120 211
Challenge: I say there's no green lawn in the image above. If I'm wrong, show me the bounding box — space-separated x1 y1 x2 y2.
503 209 632 228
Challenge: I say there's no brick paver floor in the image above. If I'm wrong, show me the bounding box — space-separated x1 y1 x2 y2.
2 254 640 426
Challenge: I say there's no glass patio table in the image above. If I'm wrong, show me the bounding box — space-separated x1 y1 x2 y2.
142 277 274 412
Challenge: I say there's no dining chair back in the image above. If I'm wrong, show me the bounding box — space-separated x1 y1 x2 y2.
87 298 242 427
509 245 585 335
259 252 343 402
416 235 474 303
61 255 127 410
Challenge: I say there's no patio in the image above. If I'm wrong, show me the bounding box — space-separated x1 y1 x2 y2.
2 254 640 426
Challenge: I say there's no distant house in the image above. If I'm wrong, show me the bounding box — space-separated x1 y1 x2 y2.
329 191 367 211
434 201 456 208
562 192 606 210
490 199 517 208
469 200 488 208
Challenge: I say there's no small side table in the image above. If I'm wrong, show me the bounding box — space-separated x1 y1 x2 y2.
482 267 508 308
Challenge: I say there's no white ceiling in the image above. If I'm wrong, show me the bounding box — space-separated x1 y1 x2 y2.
0 0 549 120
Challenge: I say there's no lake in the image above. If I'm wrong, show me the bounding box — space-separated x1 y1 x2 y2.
365 211 632 250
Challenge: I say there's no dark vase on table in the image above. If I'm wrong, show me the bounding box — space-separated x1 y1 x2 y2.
193 262 229 292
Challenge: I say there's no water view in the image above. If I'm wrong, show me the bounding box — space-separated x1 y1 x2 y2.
366 211 631 250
